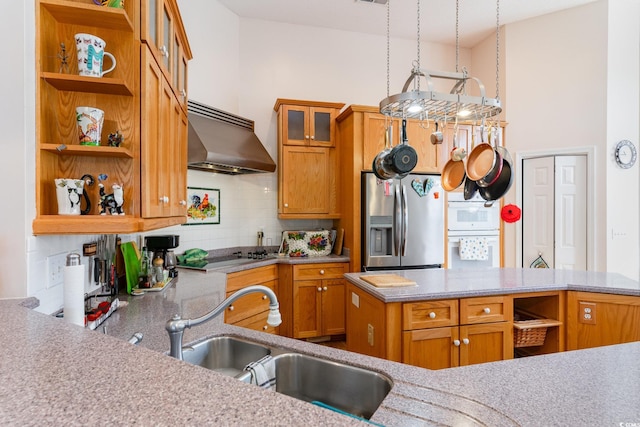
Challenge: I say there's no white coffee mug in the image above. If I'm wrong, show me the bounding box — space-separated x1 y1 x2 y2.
55 179 85 215
75 33 116 77
76 106 104 146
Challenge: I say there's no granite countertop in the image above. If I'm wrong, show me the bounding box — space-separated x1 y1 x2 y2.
2 266 640 426
346 267 640 302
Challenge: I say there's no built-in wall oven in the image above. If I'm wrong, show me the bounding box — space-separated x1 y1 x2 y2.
447 192 500 269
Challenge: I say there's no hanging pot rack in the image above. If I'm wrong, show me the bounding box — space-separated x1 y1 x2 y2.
379 0 502 123
379 66 502 122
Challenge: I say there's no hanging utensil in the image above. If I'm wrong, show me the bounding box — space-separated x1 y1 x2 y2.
441 127 466 191
372 123 396 180
385 118 418 178
463 131 479 200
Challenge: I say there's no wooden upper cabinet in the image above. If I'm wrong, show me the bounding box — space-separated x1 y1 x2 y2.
274 99 344 219
141 0 191 111
33 0 191 234
278 104 338 147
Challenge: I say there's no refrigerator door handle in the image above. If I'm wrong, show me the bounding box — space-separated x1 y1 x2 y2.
402 184 408 256
394 184 401 256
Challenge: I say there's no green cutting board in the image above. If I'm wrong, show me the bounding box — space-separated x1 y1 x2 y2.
120 241 140 294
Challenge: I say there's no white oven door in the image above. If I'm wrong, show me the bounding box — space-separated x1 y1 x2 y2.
447 234 500 269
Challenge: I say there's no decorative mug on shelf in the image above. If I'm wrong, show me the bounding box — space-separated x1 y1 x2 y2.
54 179 85 215
76 106 104 146
75 33 116 78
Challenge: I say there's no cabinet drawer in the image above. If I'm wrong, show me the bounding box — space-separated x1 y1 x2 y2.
403 300 459 330
460 296 512 325
225 279 277 324
293 263 347 280
226 265 278 292
233 310 279 334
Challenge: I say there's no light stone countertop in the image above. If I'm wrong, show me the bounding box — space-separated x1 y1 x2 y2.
2 263 640 426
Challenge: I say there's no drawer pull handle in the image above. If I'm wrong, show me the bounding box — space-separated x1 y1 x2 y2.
319 270 325 275
483 307 491 314
453 339 461 346
429 312 436 319
228 305 234 311
317 287 322 292
462 338 470 345
323 286 328 291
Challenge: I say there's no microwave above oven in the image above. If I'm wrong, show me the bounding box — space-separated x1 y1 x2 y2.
448 192 500 232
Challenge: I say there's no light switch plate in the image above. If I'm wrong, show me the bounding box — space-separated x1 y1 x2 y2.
351 292 360 308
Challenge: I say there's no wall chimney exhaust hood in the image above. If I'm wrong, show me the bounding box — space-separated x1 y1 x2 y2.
187 100 276 174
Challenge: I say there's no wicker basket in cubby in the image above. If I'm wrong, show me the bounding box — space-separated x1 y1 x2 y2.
513 311 562 348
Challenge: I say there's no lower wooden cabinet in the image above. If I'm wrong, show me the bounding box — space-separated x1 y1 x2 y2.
279 262 348 339
224 265 279 335
402 296 513 370
566 291 640 350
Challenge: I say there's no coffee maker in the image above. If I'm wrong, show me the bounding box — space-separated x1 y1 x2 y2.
145 235 180 278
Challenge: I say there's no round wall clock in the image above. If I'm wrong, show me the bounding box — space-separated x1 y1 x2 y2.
614 140 637 169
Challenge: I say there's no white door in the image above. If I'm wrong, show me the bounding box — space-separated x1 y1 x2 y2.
522 155 587 269
554 156 587 269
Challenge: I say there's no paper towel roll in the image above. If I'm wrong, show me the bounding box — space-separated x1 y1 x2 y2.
63 263 85 326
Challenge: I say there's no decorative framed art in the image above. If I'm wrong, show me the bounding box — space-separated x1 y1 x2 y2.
184 187 220 225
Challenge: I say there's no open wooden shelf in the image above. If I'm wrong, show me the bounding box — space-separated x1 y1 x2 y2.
42 72 134 96
41 0 134 32
32 215 187 235
41 143 134 159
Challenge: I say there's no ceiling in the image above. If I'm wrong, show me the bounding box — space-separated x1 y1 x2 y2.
217 0 597 47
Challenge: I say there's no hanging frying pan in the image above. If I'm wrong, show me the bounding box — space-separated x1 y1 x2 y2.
385 119 417 177
441 133 466 192
478 145 513 207
466 124 500 182
372 124 397 180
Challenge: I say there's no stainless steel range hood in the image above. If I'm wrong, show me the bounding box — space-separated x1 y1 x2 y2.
187 100 276 174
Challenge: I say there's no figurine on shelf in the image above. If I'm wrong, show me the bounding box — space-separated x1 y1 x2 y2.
107 130 123 147
94 0 124 8
99 183 125 215
57 43 70 74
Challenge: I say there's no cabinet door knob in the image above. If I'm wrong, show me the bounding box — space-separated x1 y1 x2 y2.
310 135 315 140
263 325 268 330
159 196 169 203
160 45 169 58
305 135 310 139
317 287 322 292
179 200 187 206
228 305 234 311
180 89 187 99
483 307 491 314
284 203 289 207
323 286 328 291
319 270 325 275
429 312 436 319
462 338 470 345
262 295 268 300
453 339 461 346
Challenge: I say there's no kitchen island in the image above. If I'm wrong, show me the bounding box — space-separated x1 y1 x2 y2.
2 265 639 426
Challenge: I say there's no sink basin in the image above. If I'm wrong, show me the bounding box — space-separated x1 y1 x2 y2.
242 353 392 420
182 336 271 377
181 336 392 420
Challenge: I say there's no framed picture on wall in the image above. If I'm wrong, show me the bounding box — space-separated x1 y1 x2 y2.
184 186 220 225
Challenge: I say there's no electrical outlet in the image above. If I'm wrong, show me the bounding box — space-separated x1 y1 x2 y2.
579 301 597 325
367 324 374 346
47 252 67 289
351 292 360 308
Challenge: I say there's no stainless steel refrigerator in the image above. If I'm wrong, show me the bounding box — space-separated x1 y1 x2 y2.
361 172 444 271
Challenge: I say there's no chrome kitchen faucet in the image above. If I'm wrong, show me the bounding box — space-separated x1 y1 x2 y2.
165 285 282 360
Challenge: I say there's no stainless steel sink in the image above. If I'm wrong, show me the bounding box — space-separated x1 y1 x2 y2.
270 353 392 420
181 336 392 420
181 336 271 377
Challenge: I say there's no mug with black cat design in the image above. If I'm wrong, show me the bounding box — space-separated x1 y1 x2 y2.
55 178 85 215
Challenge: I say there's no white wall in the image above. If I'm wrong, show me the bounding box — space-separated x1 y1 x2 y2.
503 1 609 273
